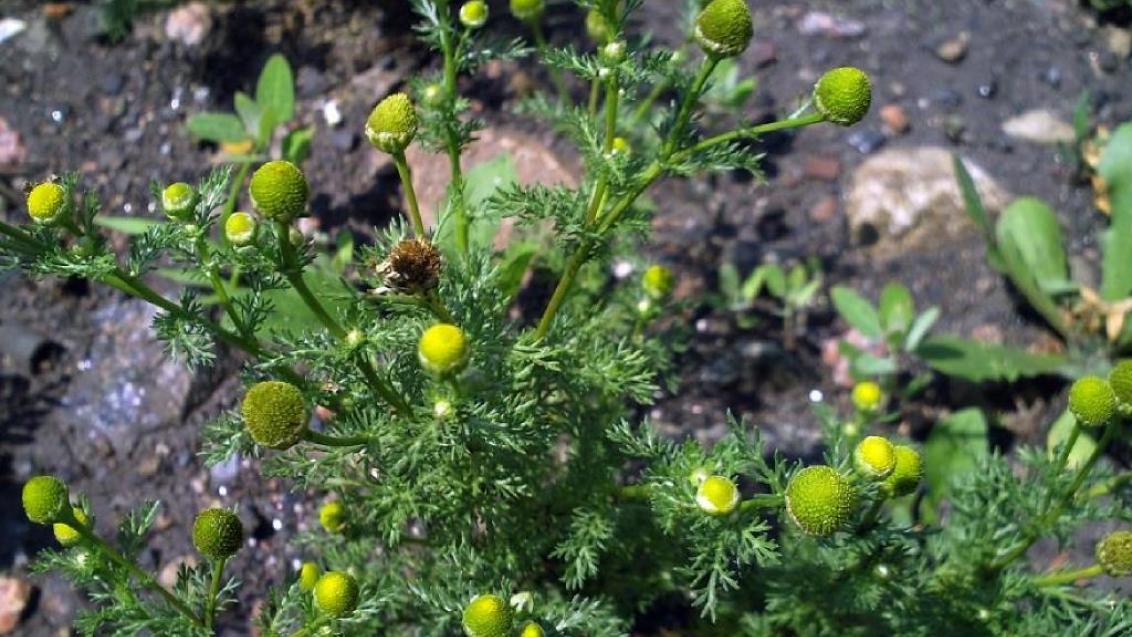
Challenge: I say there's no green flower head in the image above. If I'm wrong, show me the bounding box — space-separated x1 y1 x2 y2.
249 160 309 222
1109 360 1132 414
462 594 513 637
224 211 258 247
694 0 754 59
319 501 347 534
241 380 308 450
366 93 419 155
814 67 872 126
851 380 883 413
853 435 896 481
27 182 67 225
192 508 244 561
784 465 857 537
882 445 923 497
314 571 360 617
162 182 197 220
419 323 470 375
23 475 70 525
1068 375 1116 428
586 9 613 44
642 265 675 301
460 1 489 29
54 507 90 547
519 621 546 637
510 0 544 22
696 474 740 516
1096 530 1132 577
299 561 320 591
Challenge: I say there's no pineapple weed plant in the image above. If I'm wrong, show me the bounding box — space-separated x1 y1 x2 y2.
6 0 1132 635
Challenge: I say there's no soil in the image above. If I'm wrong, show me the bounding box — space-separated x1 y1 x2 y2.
1 0 1130 634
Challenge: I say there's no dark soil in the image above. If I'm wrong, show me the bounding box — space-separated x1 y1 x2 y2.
1 0 1129 634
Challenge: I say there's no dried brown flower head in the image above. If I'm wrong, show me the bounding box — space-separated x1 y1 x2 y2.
376 239 442 294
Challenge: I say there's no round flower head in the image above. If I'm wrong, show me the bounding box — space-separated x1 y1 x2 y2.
377 239 442 294
853 436 896 480
224 212 258 247
162 182 197 220
851 380 883 413
694 0 753 59
519 622 546 637
510 0 544 21
249 160 309 222
784 465 857 537
54 507 90 547
314 571 359 617
1096 530 1132 577
241 380 308 450
1108 360 1132 414
423 83 446 108
611 136 631 156
882 445 923 497
319 501 347 534
814 67 872 126
462 594 513 637
1068 375 1116 427
586 9 612 44
366 93 419 155
23 475 70 525
642 265 675 301
601 40 627 65
27 182 67 225
192 508 243 561
696 475 740 516
460 1 488 28
419 323 470 375
299 561 320 591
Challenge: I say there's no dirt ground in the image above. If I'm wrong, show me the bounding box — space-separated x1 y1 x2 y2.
1 0 1130 634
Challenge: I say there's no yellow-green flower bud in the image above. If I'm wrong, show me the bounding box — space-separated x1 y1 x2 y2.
814 67 872 126
23 475 69 525
1108 360 1132 414
611 136 631 156
519 621 546 637
319 501 347 534
462 594 513 637
1068 375 1116 428
601 40 627 65
53 507 89 547
851 380 883 413
249 161 309 223
586 9 612 44
27 182 67 225
1096 530 1132 577
299 561 320 591
510 0 544 21
419 323 470 375
642 265 675 301
460 1 489 28
192 508 244 561
241 380 308 450
314 571 360 618
423 83 446 108
882 445 923 497
784 465 857 537
162 182 197 220
365 93 419 155
224 211 258 246
696 474 740 516
853 436 896 480
694 0 753 59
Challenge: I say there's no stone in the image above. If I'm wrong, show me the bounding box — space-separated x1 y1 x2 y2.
845 146 1011 259
164 2 212 47
1002 109 1075 145
0 116 26 168
796 12 866 39
809 195 838 223
846 129 886 154
804 156 841 181
0 576 31 634
1103 26 1132 59
935 32 969 63
878 104 909 134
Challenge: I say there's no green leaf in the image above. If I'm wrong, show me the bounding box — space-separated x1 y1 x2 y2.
850 353 898 377
923 408 988 517
830 286 882 340
763 265 786 299
995 197 1070 336
256 54 295 124
234 92 262 137
916 335 1069 382
282 127 314 165
739 266 767 301
953 154 1000 268
1046 409 1097 470
186 112 250 143
94 216 163 235
1099 123 1132 300
904 307 940 352
719 263 741 303
878 282 915 336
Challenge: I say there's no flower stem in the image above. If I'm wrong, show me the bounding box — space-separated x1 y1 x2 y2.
661 57 718 158
738 494 785 513
437 7 469 255
392 151 427 238
1031 564 1104 587
302 428 373 447
219 162 251 249
196 236 246 335
530 20 570 103
673 111 827 161
204 556 227 629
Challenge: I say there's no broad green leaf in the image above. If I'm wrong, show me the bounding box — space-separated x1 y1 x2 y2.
995 197 1070 336
1046 408 1097 470
916 335 1069 382
923 408 988 517
739 266 767 301
830 286 882 340
256 54 295 124
1098 123 1132 300
436 153 519 258
763 265 786 299
186 112 250 143
953 154 1000 268
234 92 261 137
850 353 898 377
94 216 163 235
879 282 915 336
283 127 314 165
904 307 940 352
330 230 355 275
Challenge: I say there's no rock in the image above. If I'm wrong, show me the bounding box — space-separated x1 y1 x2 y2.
845 146 1011 259
0 576 32 634
846 129 886 154
803 156 841 181
935 32 969 63
159 556 198 589
976 78 997 99
1002 109 1075 145
1103 26 1131 60
61 300 194 457
879 104 909 135
164 2 212 47
809 195 838 223
0 116 27 168
0 18 27 45
796 12 866 39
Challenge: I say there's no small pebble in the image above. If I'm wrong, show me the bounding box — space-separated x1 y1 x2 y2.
976 79 997 99
846 129 886 154
879 104 909 134
1040 66 1062 89
935 32 969 63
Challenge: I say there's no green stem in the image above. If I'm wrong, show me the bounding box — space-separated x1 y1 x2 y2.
617 484 651 501
1087 471 1132 498
1030 564 1104 588
204 556 226 629
73 523 203 626
302 428 373 447
738 494 785 513
530 20 570 102
583 72 621 226
588 78 602 117
287 618 329 637
196 237 246 335
426 289 455 323
661 57 718 158
673 111 827 161
856 497 886 533
438 8 469 255
392 152 427 238
219 162 252 249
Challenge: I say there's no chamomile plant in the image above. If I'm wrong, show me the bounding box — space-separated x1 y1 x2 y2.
7 1 1132 636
